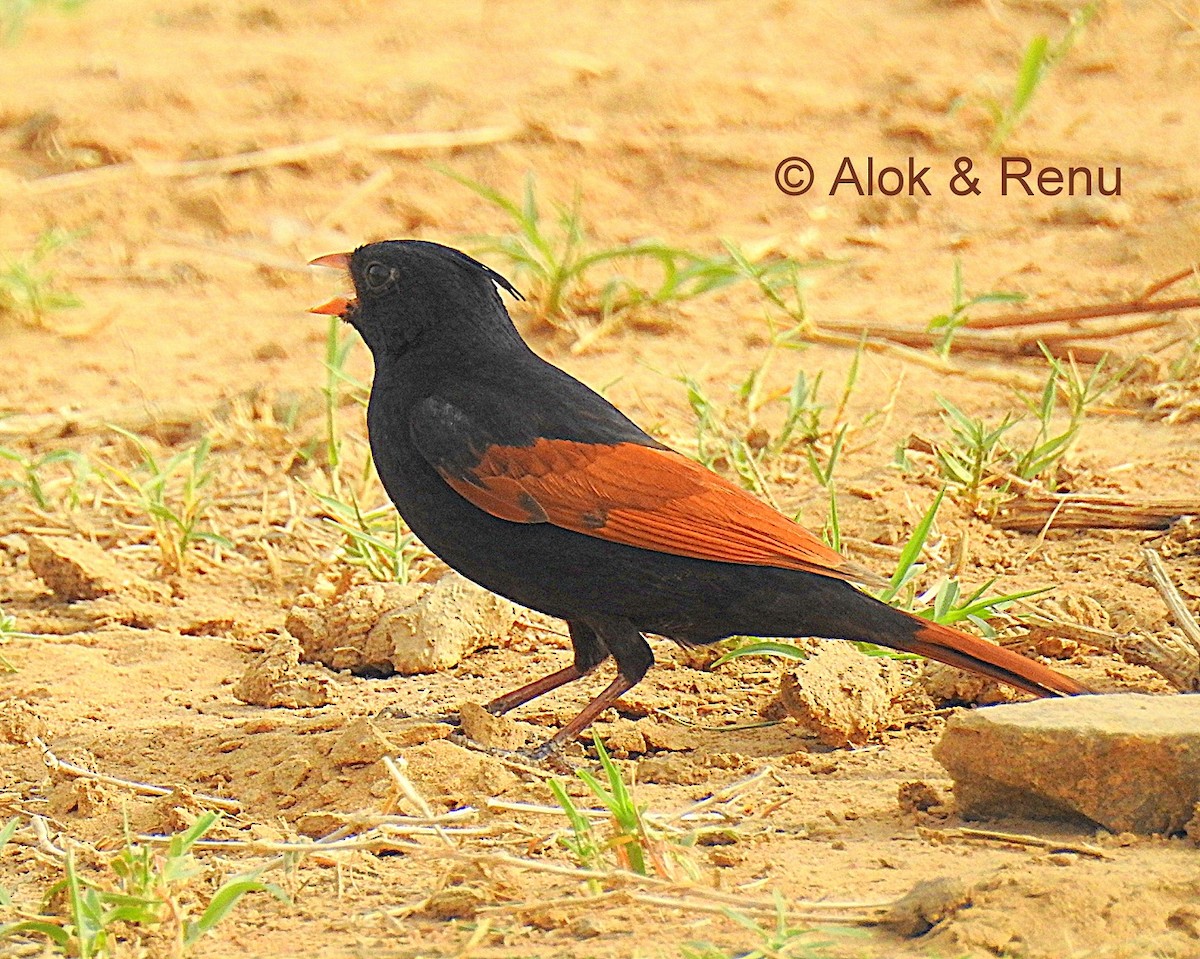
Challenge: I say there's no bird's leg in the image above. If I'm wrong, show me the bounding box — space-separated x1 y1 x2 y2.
486 621 608 716
529 621 653 760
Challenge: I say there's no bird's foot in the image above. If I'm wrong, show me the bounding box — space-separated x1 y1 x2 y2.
525 738 576 774
444 731 575 774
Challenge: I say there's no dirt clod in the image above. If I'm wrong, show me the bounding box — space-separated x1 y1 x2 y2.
600 718 647 757
459 701 527 751
639 719 700 752
47 777 114 818
380 719 455 748
288 574 517 675
420 886 487 920
328 717 396 767
0 698 48 744
26 534 167 602
882 876 972 938
233 632 334 708
779 642 903 747
898 780 946 816
401 739 520 811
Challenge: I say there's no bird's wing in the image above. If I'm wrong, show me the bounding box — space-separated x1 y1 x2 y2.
411 397 883 586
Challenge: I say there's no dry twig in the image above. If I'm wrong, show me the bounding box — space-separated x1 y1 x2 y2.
923 826 1112 860
1143 548 1200 659
1017 601 1199 692
33 737 241 812
964 295 1200 331
17 125 525 195
993 489 1196 532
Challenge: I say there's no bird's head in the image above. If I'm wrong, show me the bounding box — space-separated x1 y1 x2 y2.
309 240 524 360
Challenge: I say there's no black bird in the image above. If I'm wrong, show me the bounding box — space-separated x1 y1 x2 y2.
310 240 1087 757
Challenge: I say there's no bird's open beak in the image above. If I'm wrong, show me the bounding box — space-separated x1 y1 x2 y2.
308 252 357 317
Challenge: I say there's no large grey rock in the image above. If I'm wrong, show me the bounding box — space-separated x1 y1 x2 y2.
934 693 1200 834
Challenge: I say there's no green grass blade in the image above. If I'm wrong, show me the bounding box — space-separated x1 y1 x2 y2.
0 920 71 949
184 875 288 945
713 641 808 667
880 489 945 602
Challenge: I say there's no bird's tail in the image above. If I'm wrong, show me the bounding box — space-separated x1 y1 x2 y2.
881 609 1090 697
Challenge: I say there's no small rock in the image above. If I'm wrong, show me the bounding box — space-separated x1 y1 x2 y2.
26 534 166 602
288 574 517 675
882 876 972 938
459 702 527 751
420 886 486 920
898 780 946 815
696 828 739 846
570 916 609 939
935 693 1200 833
779 642 903 747
1043 197 1132 228
328 718 395 767
232 633 333 708
918 662 1020 706
0 698 48 744
402 739 519 809
527 907 571 931
709 847 745 867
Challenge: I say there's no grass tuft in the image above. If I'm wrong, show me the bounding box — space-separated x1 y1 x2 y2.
681 337 869 494
550 734 694 881
926 348 1124 510
926 258 1026 357
442 170 753 334
0 611 30 672
98 428 232 573
981 2 1101 150
0 445 91 510
306 486 423 583
683 893 860 959
0 813 287 956
0 229 83 324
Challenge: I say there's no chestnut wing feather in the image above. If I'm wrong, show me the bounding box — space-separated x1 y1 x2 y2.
410 399 878 584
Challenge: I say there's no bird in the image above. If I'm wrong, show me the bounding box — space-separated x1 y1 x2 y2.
309 239 1088 758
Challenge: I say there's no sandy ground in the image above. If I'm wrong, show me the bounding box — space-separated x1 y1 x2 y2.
2 0 1200 956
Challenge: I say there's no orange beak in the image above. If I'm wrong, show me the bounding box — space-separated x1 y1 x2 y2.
308 252 355 316
309 295 353 316
309 252 351 270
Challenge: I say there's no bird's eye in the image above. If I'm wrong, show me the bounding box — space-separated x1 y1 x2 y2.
364 261 393 292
